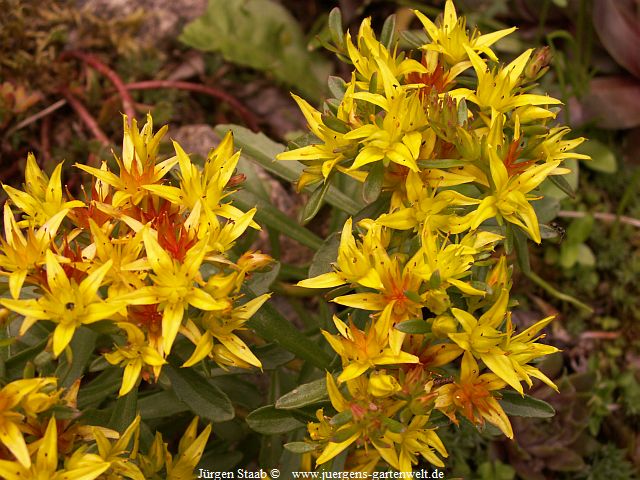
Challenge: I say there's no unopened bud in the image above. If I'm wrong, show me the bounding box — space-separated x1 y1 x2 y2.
368 372 401 397
431 314 457 338
525 47 552 81
237 251 273 272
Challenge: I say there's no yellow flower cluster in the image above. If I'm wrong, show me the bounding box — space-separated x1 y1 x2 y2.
0 377 211 479
280 1 584 473
0 114 271 396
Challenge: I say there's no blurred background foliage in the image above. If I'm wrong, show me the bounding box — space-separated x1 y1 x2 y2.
1 0 639 478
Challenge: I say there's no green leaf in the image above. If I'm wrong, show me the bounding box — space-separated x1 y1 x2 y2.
57 327 97 388
246 291 333 369
327 76 347 100
328 8 344 49
164 362 235 422
301 181 331 225
217 124 362 215
395 319 431 334
138 390 189 420
284 442 317 454
498 391 555 418
418 158 468 169
511 226 531 274
308 232 340 278
253 343 296 370
362 162 384 203
380 14 396 50
108 388 138 434
578 140 617 173
400 30 429 49
77 367 122 409
180 0 329 100
246 405 305 434
246 262 281 296
540 158 579 200
566 214 594 244
275 377 329 409
233 189 323 250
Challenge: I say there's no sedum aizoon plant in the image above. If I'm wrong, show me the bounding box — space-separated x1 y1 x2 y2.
276 0 587 473
0 115 270 475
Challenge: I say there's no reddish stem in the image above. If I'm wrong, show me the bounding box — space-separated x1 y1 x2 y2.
125 80 260 132
39 115 51 164
60 88 110 148
60 50 137 121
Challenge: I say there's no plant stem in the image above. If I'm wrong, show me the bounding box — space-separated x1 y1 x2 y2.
525 270 593 313
124 80 259 132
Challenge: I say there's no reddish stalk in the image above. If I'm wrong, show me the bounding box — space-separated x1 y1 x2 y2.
125 80 260 132
39 115 51 164
60 88 110 148
60 51 137 121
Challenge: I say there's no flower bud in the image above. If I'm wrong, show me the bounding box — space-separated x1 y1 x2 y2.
525 47 552 81
368 372 401 397
431 314 457 338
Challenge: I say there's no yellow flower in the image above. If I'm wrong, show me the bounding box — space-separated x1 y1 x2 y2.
144 131 258 231
165 417 212 480
530 126 590 163
0 416 110 480
298 218 382 290
75 114 177 208
469 148 563 243
123 229 229 355
346 63 426 172
376 170 478 233
501 315 560 392
2 154 83 228
0 378 58 468
448 289 557 394
449 47 562 115
414 1 516 65
104 322 167 396
276 94 355 189
181 294 270 368
93 416 145 480
0 203 68 299
322 315 418 382
0 251 120 357
345 17 426 88
435 351 513 438
84 219 148 297
382 415 448 471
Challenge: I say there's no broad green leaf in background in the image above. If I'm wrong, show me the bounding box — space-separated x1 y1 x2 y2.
540 158 579 200
180 0 330 100
275 377 329 410
308 233 340 278
164 363 235 422
499 391 555 418
245 292 333 370
246 405 305 435
576 139 617 173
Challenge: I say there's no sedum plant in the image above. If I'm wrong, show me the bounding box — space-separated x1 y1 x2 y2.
0 115 271 476
272 0 588 474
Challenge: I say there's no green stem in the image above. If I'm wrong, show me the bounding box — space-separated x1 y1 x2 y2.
525 271 593 313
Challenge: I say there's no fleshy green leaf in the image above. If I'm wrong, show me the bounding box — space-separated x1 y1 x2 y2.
499 391 555 418
245 291 333 369
308 232 340 278
164 362 235 422
284 442 318 454
275 377 329 409
246 405 305 434
395 319 431 334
